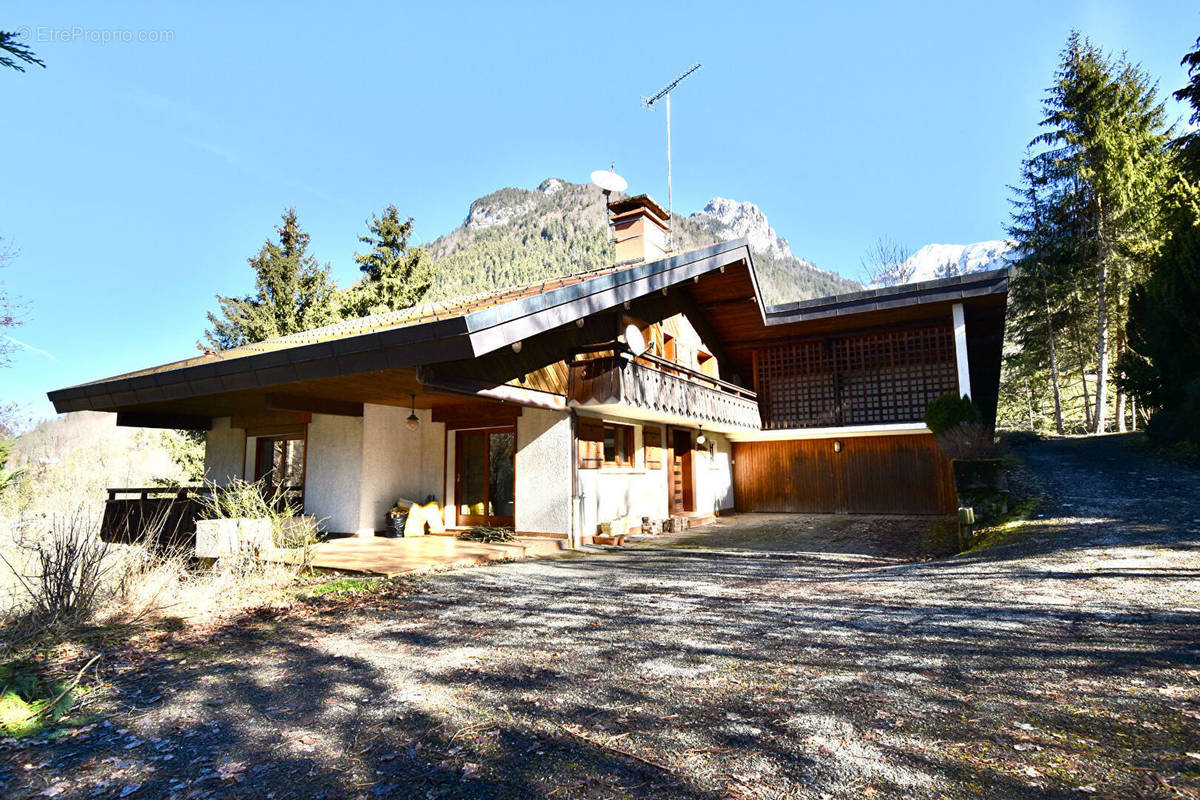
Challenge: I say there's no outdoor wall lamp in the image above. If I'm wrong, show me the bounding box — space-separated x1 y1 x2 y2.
696 426 707 446
833 440 843 453
406 393 420 431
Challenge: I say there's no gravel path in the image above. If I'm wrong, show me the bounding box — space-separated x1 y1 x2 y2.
2 433 1198 799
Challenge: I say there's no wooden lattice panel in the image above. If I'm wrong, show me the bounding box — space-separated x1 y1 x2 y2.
756 324 958 429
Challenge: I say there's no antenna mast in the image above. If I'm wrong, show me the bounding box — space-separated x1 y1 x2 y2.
644 62 701 249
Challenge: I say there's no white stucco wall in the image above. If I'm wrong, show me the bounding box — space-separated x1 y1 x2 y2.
203 417 245 486
577 417 669 536
358 404 426 532
694 432 735 514
576 418 734 536
304 413 364 534
420 415 446 507
515 408 572 535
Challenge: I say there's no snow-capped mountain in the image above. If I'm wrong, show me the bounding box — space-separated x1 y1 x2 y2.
899 240 1016 284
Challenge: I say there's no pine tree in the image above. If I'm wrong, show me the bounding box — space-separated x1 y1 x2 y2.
343 205 433 318
0 30 44 72
203 208 338 350
1032 32 1171 433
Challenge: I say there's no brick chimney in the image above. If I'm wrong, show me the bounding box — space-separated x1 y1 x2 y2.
608 194 670 263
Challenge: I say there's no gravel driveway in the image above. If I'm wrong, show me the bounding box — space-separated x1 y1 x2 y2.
2 433 1198 799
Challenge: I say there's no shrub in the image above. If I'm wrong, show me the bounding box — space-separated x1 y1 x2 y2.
0 510 110 631
1147 377 1200 449
924 393 982 435
934 422 997 460
198 479 319 574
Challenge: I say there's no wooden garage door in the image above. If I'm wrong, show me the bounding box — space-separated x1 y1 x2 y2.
731 434 955 515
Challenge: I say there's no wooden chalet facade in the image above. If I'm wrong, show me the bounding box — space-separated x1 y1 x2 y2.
49 196 1008 546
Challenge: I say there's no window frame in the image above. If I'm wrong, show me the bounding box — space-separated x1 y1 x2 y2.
602 422 636 469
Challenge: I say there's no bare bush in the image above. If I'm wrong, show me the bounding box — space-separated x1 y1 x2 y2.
935 422 998 459
1 509 110 630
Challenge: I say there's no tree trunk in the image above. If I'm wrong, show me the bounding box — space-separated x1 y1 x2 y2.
1072 322 1093 431
1130 396 1137 431
1043 283 1065 435
1026 379 1035 430
1094 207 1110 435
1116 392 1127 433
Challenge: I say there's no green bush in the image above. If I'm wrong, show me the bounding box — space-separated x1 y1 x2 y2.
1147 377 1200 449
925 393 982 435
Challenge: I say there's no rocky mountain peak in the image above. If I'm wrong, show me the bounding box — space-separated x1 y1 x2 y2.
689 197 795 263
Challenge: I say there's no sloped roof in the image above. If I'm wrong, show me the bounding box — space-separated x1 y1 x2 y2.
99 261 643 384
48 239 756 413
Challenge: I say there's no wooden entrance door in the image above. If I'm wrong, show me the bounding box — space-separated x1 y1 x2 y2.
668 428 694 515
454 427 516 527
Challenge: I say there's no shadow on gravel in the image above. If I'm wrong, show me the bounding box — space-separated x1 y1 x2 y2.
5 436 1199 799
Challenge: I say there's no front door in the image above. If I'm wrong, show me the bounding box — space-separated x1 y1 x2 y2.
455 427 516 527
669 428 694 515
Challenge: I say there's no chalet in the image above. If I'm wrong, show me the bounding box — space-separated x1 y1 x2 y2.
47 195 1008 546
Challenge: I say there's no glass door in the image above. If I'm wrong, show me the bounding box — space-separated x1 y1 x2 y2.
253 432 305 511
455 427 515 527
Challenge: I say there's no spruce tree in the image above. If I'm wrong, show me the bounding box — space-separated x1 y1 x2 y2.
1116 37 1200 444
203 208 338 350
1031 32 1171 433
343 205 433 318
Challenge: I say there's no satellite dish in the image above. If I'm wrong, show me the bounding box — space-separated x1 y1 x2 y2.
591 167 628 194
624 323 650 355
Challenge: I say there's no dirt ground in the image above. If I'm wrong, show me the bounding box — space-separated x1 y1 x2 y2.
2 433 1199 799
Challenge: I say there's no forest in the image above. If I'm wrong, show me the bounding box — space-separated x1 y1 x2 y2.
997 33 1200 449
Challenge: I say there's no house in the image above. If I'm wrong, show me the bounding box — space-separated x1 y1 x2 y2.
47 195 1008 546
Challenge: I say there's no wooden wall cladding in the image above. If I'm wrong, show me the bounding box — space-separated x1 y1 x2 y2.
731 434 955 515
578 417 604 469
643 426 663 470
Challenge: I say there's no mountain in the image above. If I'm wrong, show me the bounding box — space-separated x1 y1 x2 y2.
896 240 1016 284
424 178 860 307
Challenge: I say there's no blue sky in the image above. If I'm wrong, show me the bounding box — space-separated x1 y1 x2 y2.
2 1 1197 422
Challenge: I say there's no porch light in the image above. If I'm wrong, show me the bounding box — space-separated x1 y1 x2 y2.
696 427 706 446
406 394 419 431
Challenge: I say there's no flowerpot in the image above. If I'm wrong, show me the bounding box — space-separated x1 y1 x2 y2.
195 518 273 559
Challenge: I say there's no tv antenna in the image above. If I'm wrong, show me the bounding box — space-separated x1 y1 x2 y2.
644 62 702 247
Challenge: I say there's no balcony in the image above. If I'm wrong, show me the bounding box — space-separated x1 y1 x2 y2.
567 352 761 430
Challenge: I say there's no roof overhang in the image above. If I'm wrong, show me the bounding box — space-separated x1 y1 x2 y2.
763 268 1009 325
47 239 756 415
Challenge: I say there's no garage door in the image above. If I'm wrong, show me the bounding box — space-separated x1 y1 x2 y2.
731 433 955 515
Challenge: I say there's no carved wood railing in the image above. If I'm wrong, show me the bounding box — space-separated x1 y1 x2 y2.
568 353 761 429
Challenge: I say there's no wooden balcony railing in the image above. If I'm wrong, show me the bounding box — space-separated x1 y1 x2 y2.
568 352 762 429
101 486 211 550
101 484 303 550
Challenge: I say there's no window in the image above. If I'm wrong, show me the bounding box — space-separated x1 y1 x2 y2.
603 423 635 468
251 429 306 510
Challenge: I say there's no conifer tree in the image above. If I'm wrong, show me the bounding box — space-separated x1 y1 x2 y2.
1031 32 1171 433
1116 37 1200 444
203 208 338 350
343 205 433 318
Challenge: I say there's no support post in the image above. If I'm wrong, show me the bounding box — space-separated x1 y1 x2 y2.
952 303 972 399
